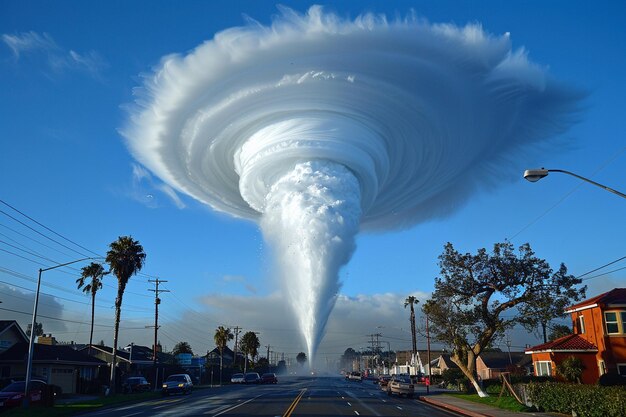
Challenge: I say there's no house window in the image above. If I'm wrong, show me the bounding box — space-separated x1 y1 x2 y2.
618 364 626 377
579 316 585 334
535 361 552 376
599 360 607 376
604 311 626 335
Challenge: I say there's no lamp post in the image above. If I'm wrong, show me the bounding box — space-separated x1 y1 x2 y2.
23 257 95 408
523 168 626 199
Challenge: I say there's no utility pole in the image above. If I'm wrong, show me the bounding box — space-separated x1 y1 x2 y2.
148 278 169 390
265 344 271 370
232 326 241 369
426 315 432 394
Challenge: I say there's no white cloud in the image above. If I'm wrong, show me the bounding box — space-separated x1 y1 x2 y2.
129 163 187 209
1 31 107 78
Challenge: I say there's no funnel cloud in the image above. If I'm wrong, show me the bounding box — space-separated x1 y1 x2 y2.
122 6 580 361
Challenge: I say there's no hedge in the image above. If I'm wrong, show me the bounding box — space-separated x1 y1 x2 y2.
526 382 626 417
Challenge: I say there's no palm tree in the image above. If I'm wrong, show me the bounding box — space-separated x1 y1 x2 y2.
404 296 419 365
240 331 260 373
214 326 233 384
76 262 108 355
106 236 146 394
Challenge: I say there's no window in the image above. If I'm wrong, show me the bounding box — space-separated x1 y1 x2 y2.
579 315 585 334
599 360 607 376
604 311 626 335
535 361 552 376
618 364 626 377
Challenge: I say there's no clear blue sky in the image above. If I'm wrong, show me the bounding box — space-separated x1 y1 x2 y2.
1 1 624 363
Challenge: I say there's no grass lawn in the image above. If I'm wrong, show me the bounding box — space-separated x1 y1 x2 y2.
448 393 532 412
3 391 160 417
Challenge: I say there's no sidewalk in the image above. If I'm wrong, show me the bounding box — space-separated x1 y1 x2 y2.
419 393 564 417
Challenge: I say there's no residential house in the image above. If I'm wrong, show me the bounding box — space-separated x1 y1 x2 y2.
525 288 626 384
0 320 28 353
0 342 106 394
476 351 531 380
429 353 459 375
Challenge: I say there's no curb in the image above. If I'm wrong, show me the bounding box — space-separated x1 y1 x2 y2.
420 396 492 417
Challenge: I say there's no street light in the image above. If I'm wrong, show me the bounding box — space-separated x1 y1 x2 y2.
523 168 626 199
23 257 96 408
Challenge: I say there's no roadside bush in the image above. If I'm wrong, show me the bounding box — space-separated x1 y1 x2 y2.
598 372 626 387
527 381 626 417
441 368 469 391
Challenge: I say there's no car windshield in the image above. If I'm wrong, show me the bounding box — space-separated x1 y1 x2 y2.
396 376 411 383
2 382 25 392
166 375 186 382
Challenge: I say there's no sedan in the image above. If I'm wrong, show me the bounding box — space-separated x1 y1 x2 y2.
230 373 245 384
387 374 415 398
162 374 193 396
244 372 261 384
261 373 278 384
122 376 151 393
0 380 47 409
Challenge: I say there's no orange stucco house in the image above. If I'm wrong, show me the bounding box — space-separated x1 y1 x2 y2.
525 288 626 384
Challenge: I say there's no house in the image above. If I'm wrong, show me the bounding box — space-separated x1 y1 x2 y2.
429 353 459 375
206 346 244 367
525 288 626 384
0 320 28 352
0 342 106 394
476 351 531 380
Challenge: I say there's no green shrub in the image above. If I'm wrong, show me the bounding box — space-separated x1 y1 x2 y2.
527 381 626 417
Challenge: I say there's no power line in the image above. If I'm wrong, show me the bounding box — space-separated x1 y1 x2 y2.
576 255 626 280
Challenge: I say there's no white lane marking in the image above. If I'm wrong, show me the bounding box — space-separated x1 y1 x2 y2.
381 399 387 403
205 394 262 416
354 411 360 415
396 406 403 410
342 396 345 399
347 402 352 406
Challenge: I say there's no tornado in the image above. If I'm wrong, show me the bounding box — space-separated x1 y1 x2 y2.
122 6 581 362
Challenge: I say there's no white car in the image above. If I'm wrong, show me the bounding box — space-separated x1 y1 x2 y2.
230 373 245 384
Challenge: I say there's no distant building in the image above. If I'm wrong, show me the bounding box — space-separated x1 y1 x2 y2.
37 333 57 345
0 320 28 352
476 351 531 380
526 288 626 383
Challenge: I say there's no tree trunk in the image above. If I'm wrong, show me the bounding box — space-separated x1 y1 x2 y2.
219 347 223 385
109 287 124 395
89 292 95 356
541 321 548 344
452 350 488 398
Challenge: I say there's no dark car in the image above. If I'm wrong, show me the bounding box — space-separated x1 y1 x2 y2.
0 380 48 409
162 374 193 396
122 376 151 393
244 372 261 384
261 373 278 384
378 375 391 387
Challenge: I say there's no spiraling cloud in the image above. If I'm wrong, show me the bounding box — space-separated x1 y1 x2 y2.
122 6 581 361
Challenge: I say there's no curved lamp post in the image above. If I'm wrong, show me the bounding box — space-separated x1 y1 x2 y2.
523 168 626 200
23 257 97 408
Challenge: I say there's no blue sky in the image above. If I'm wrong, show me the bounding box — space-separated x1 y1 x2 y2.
1 1 625 364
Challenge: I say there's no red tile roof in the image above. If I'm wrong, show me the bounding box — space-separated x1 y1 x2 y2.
525 334 597 353
565 288 626 313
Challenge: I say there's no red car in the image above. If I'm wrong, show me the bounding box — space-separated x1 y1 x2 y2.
261 373 278 384
0 380 47 409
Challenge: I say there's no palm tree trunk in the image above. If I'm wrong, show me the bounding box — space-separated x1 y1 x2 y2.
109 286 124 395
89 292 95 355
220 346 223 385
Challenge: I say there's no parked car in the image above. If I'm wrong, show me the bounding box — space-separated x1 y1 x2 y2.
347 372 362 382
0 380 48 409
261 373 278 384
387 374 414 398
162 374 193 396
244 372 261 384
230 373 245 384
378 375 391 387
122 376 151 393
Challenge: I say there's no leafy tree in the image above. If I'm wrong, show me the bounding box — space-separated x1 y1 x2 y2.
26 321 43 337
240 331 260 371
404 296 419 363
98 339 105 346
556 356 585 383
214 326 233 382
76 262 108 354
423 241 585 397
441 368 468 391
548 324 571 342
518 284 578 343
106 236 146 394
296 352 307 366
172 341 193 356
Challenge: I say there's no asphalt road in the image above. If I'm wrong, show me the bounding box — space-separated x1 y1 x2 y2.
81 376 460 417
